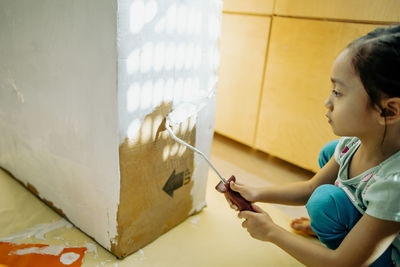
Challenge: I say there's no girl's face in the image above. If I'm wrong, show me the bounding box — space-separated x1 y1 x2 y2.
324 49 380 137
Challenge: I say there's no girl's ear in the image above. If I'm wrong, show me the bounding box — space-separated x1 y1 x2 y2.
380 97 400 125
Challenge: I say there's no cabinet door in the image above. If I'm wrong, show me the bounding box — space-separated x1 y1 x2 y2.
255 17 380 171
275 0 400 23
223 0 274 15
215 14 270 146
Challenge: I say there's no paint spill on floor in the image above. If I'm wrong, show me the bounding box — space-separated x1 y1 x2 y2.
0 219 72 243
0 219 101 266
0 242 86 267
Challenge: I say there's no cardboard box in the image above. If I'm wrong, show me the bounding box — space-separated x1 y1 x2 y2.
0 0 221 258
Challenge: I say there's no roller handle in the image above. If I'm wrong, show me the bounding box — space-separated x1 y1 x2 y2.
215 175 255 212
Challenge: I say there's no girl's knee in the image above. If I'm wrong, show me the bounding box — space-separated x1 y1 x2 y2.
306 184 346 219
305 185 352 248
318 140 339 168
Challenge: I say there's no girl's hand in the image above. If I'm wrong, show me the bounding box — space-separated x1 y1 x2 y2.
238 204 277 241
230 181 259 201
225 180 260 210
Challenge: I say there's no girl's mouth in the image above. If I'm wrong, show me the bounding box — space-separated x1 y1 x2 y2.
325 114 332 124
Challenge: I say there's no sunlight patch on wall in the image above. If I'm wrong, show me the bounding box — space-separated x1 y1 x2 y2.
130 0 158 34
119 0 222 156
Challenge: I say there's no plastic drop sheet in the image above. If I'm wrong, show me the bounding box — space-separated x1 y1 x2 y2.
0 164 309 267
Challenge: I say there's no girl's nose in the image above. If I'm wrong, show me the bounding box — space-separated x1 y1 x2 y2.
324 96 333 111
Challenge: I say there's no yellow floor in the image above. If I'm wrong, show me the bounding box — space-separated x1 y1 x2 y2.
0 134 318 266
211 134 314 186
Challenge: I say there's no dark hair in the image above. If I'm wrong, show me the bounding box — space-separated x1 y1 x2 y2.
347 25 400 111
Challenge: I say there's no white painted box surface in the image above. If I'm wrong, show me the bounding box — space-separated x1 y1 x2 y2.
0 0 221 258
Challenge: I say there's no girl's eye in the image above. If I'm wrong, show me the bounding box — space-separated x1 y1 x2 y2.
331 89 341 97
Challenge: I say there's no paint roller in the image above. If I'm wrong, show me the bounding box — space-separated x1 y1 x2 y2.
165 103 255 212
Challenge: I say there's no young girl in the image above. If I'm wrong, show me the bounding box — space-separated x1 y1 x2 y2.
225 25 400 266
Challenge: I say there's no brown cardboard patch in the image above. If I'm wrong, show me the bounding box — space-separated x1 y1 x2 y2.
26 183 68 219
27 183 39 195
1 170 69 220
112 102 196 258
42 198 67 218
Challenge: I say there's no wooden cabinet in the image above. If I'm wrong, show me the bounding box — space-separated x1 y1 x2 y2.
275 0 400 23
215 14 271 146
254 17 380 171
215 1 400 172
222 0 274 15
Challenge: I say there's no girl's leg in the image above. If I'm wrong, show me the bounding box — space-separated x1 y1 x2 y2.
291 140 339 234
306 184 362 249
306 184 393 266
295 140 392 265
318 140 339 168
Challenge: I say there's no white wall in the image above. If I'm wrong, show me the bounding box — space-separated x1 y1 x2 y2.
0 0 120 250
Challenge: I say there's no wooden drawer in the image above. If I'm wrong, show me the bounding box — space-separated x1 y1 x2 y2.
255 17 380 171
274 0 400 23
223 0 274 15
215 14 271 146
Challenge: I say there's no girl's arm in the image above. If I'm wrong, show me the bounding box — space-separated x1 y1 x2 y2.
240 205 400 267
231 157 340 205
